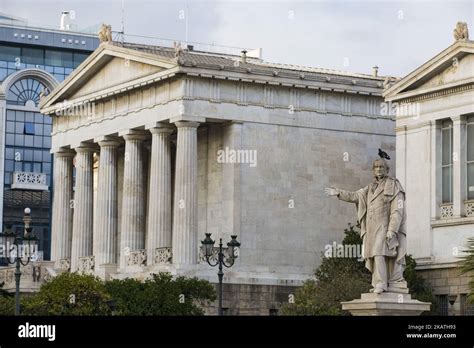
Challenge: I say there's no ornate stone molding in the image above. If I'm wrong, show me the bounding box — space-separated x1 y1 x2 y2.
198 245 232 264
466 201 474 217
57 258 71 271
78 256 95 274
126 249 147 267
155 247 172 264
393 83 473 105
11 171 48 190
440 204 454 219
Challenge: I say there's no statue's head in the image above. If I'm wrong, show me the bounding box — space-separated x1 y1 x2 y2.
373 158 389 180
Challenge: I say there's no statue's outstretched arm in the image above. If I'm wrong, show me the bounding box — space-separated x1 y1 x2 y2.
325 186 364 204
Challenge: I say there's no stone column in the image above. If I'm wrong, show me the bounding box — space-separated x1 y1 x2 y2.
94 137 120 267
451 115 467 217
51 149 74 267
172 121 199 265
146 124 174 265
70 144 95 272
119 130 147 269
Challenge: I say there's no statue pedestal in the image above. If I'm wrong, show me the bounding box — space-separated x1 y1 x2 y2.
341 282 431 316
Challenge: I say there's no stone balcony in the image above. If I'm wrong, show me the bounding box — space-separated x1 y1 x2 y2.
11 171 48 191
0 261 56 293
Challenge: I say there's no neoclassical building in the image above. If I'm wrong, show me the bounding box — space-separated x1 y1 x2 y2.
384 32 474 315
40 39 395 314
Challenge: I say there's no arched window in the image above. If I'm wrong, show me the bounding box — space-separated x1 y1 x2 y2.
6 78 47 107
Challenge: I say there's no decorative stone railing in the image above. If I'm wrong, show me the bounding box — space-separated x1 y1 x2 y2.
440 204 454 219
57 258 71 271
126 249 146 267
198 246 231 264
11 171 48 191
78 256 95 274
155 247 172 264
0 261 55 291
465 201 474 217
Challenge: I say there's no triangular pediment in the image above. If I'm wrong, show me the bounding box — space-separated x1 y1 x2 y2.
413 54 474 90
69 56 165 99
40 43 177 111
384 40 474 101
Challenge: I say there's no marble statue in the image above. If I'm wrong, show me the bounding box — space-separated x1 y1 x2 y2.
173 41 183 58
99 24 113 43
453 21 469 41
325 153 407 294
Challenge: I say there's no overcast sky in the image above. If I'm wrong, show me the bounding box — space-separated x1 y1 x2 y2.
2 0 473 77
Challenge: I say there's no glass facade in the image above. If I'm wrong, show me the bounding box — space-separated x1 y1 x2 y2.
0 44 88 83
0 33 96 261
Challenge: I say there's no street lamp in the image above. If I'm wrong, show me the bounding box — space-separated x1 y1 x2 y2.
0 208 39 315
201 233 240 316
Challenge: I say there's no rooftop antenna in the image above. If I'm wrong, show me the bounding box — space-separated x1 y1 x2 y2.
120 0 125 43
185 4 189 48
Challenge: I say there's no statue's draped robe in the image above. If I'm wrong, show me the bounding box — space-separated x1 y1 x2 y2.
338 176 407 274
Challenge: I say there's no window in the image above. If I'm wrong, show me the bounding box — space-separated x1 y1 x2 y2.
24 122 35 135
441 120 453 203
45 50 73 68
436 295 449 315
22 47 44 65
23 162 32 172
7 78 46 106
73 52 89 67
467 116 474 200
0 45 21 62
461 294 474 315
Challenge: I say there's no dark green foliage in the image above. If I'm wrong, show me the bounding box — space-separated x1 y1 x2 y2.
281 223 370 315
20 272 111 315
0 271 216 316
0 296 14 315
104 273 216 315
459 237 474 303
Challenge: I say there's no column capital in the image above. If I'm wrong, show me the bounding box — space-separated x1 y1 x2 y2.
149 127 174 135
119 129 149 141
95 136 122 148
174 121 200 129
146 122 175 135
53 148 75 158
74 142 97 154
145 122 174 130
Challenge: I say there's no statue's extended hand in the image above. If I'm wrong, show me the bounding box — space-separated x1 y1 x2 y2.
386 230 396 240
325 187 339 196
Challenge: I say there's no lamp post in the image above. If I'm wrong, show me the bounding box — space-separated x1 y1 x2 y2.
201 233 240 316
0 208 39 315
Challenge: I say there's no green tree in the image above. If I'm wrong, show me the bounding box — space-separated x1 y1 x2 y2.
281 223 437 315
0 281 14 315
21 272 111 315
459 237 474 303
105 272 216 315
281 223 370 315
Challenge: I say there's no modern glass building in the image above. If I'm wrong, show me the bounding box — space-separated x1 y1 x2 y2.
0 13 99 260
